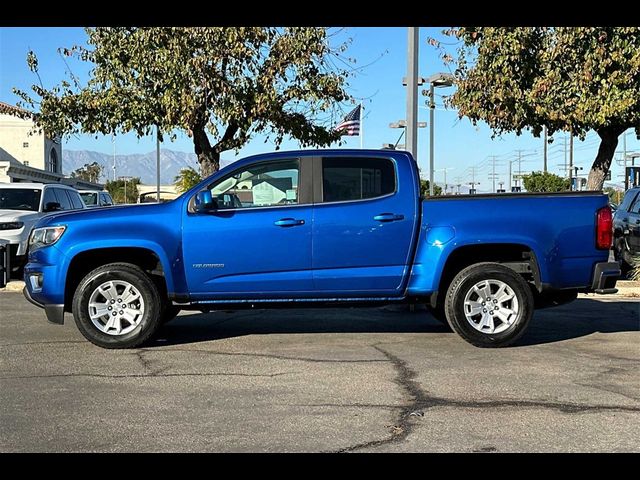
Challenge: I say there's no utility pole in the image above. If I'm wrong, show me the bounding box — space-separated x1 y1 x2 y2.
569 132 574 190
456 184 461 195
112 134 116 181
489 155 499 193
406 27 419 176
156 126 161 203
436 167 455 195
543 126 548 173
563 134 568 178
623 130 628 174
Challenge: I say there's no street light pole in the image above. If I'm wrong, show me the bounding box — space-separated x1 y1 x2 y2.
156 126 161 203
429 82 435 196
543 126 548 173
406 27 419 168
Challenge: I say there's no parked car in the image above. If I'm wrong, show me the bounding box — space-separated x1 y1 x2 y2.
613 186 640 274
79 190 114 208
0 183 85 271
23 149 619 349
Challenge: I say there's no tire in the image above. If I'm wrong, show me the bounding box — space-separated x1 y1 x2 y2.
444 262 534 348
161 305 181 324
72 263 163 349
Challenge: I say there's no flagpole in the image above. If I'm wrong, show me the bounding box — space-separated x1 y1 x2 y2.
360 102 364 149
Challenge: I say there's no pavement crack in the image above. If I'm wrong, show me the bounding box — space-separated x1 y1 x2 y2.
333 344 640 453
0 371 292 380
161 347 389 364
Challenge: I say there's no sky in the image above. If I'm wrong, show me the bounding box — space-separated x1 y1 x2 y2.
1 27 638 192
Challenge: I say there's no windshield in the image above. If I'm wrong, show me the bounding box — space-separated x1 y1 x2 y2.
0 188 42 212
80 192 98 206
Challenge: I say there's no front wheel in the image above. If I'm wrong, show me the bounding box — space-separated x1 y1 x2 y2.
72 263 163 349
444 262 534 348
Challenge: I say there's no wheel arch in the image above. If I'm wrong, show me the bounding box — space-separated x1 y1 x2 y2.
64 246 171 312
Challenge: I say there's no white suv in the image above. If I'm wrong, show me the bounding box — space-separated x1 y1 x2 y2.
0 183 86 271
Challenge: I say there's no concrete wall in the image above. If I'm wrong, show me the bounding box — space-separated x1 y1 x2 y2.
0 113 62 174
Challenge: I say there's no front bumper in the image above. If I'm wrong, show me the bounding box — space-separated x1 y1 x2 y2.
23 286 65 324
591 262 621 294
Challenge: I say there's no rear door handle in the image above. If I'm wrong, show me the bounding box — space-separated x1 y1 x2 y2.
373 213 404 222
274 218 305 227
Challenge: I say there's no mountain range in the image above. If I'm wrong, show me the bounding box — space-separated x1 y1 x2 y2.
63 148 235 185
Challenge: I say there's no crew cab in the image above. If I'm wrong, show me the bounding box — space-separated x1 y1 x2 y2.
23 150 620 349
0 182 85 272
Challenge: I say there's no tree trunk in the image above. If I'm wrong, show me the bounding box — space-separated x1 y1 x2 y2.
192 124 219 179
586 126 624 191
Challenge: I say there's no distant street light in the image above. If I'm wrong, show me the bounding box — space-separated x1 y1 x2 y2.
425 72 455 195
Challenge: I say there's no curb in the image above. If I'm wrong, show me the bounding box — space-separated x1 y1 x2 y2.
0 281 25 293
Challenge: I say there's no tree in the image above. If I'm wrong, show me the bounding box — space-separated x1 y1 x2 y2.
603 186 623 205
15 27 353 178
434 27 640 191
70 161 103 183
521 171 571 192
105 177 140 204
420 179 443 197
174 167 202 193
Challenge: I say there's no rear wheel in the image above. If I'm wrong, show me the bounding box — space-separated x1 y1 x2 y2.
72 263 163 349
444 262 534 348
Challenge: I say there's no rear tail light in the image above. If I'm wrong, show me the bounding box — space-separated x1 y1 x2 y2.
596 206 613 250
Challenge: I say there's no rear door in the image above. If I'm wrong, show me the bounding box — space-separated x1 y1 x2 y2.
311 154 419 296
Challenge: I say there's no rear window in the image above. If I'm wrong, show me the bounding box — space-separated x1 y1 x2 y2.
0 188 41 211
322 157 395 203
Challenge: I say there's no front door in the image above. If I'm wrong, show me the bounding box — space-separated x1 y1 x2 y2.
311 155 419 296
183 157 314 299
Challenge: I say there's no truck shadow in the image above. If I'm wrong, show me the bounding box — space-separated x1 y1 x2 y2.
153 297 639 348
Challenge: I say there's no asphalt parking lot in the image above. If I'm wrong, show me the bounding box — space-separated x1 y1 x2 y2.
0 291 638 452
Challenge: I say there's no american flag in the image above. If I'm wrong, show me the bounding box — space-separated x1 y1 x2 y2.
335 105 361 136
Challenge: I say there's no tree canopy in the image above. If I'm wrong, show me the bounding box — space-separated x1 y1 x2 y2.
521 171 571 192
174 167 202 193
70 161 103 183
435 27 640 190
15 27 353 178
105 177 140 204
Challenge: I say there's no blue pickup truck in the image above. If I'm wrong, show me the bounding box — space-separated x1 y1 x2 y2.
23 149 620 349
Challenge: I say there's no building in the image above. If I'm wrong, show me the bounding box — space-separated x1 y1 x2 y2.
0 101 101 189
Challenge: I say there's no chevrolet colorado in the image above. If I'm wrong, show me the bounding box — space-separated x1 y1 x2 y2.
23 149 620 349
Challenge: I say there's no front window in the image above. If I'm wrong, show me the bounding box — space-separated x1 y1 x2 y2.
0 188 42 212
80 192 98 206
208 159 300 209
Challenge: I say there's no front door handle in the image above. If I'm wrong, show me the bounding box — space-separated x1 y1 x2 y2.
274 218 305 227
636 219 640 225
373 213 404 222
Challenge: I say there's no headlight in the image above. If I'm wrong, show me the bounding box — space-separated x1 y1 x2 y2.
29 226 66 249
0 222 24 230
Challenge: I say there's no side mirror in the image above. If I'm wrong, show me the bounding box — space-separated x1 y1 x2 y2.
195 190 217 212
44 202 62 212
